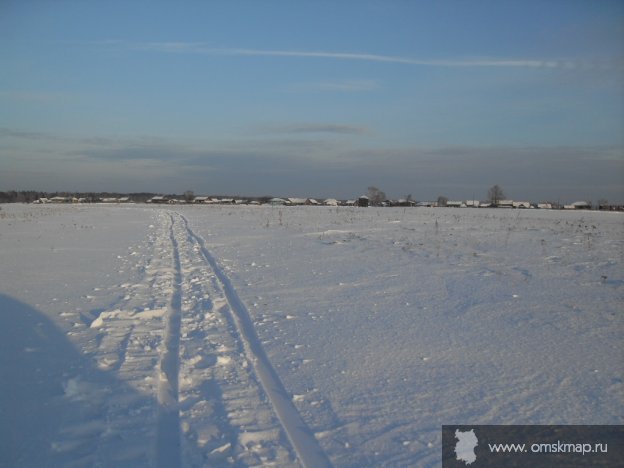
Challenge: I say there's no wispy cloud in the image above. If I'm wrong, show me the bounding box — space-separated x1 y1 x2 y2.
79 143 187 161
0 128 166 148
267 123 370 135
125 42 623 70
0 128 60 141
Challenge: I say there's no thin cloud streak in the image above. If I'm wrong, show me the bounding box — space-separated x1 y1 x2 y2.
130 42 623 70
0 128 61 141
267 124 370 135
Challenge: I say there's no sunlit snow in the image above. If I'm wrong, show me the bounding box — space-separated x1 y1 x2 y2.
1 204 622 467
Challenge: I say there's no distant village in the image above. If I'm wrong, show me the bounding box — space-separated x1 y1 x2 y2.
139 196 609 211
1 190 620 211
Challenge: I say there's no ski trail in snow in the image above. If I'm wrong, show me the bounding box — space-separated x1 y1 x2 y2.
155 213 182 467
179 214 332 468
171 211 295 465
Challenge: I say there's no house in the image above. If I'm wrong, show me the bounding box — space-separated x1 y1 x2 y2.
194 196 210 204
465 200 480 208
148 196 168 204
269 198 288 206
564 202 591 210
446 201 464 208
497 200 514 208
306 198 321 206
513 201 531 209
344 200 356 206
537 203 552 209
479 202 492 208
357 196 369 207
324 198 339 206
50 196 70 203
394 199 416 207
416 201 433 207
287 198 306 205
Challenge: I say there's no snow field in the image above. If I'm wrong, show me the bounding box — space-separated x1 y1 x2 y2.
1 204 622 467
178 205 623 466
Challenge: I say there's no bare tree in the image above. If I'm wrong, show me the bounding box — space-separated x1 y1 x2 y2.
487 185 506 206
367 186 386 206
184 190 195 203
437 195 448 207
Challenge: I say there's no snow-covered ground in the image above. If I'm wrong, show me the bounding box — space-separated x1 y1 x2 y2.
1 204 622 467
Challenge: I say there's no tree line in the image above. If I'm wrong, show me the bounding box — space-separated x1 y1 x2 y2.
0 191 158 204
0 186 615 209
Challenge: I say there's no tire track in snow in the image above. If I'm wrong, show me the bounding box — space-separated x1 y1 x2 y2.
179 214 332 468
155 213 182 467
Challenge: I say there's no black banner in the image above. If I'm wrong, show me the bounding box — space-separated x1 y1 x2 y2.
442 425 623 467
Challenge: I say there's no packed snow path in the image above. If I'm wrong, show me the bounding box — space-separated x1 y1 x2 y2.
81 210 326 466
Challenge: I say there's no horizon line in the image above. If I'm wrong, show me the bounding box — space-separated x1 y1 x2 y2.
0 190 617 207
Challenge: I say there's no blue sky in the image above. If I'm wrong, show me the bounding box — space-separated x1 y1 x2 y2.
1 0 623 202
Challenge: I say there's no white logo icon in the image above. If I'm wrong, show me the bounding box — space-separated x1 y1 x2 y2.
454 429 478 465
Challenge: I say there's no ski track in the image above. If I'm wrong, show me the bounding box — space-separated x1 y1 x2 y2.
52 209 332 466
156 213 183 467
178 213 332 468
